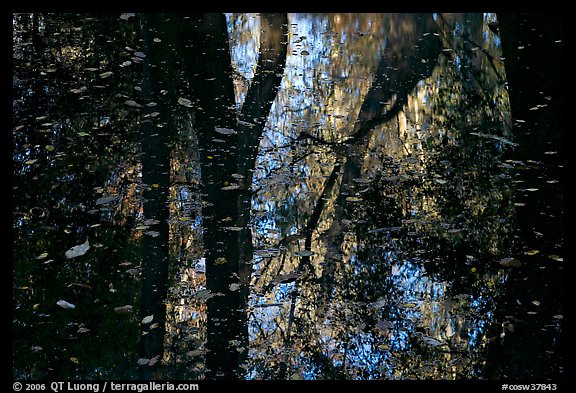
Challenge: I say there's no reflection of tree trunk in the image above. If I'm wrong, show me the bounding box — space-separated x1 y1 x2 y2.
176 13 241 380
318 13 442 309
177 13 288 379
483 14 563 380
138 14 176 380
236 12 288 364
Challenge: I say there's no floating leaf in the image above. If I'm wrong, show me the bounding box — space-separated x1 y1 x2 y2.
177 97 193 108
45 145 55 152
221 184 240 191
525 249 540 256
25 159 38 165
215 127 237 135
186 348 207 357
224 226 242 232
435 178 448 185
345 196 363 202
148 355 160 366
401 302 417 308
525 188 539 192
135 225 149 230
137 358 149 366
196 289 215 300
143 219 160 226
215 257 227 265
124 100 141 108
77 132 89 137
377 344 390 350
119 13 135 20
114 305 134 315
120 61 132 67
65 239 90 259
145 231 160 237
57 299 76 310
70 357 79 364
499 257 523 268
153 38 161 43
531 300 541 306
421 336 447 347
134 51 146 58
70 86 87 94
96 195 118 205
229 283 240 291
295 250 314 257
301 50 310 55
31 346 43 353
36 252 48 260
99 71 113 78
142 315 154 324
548 255 563 262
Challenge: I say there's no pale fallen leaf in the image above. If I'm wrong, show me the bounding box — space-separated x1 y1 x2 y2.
229 283 240 291
114 305 134 315
148 355 160 366
36 252 48 260
214 127 237 135
137 358 149 366
119 13 135 20
99 71 113 78
186 348 207 357
57 299 76 310
221 184 240 191
421 336 448 347
65 239 90 259
70 357 80 364
499 257 523 268
124 100 141 108
177 97 193 108
96 195 118 205
142 315 154 324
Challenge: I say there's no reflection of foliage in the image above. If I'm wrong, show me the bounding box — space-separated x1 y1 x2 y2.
244 13 515 380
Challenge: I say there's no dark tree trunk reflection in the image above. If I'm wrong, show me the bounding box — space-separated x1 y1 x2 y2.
138 14 177 380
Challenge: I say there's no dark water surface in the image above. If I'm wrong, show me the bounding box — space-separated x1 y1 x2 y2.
12 13 563 380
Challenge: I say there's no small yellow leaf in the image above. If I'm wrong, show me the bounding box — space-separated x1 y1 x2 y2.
77 132 90 137
36 252 49 260
216 257 227 265
207 156 213 160
152 183 159 188
377 344 390 350
33 303 40 310
402 302 417 308
525 249 540 256
471 267 477 273
45 145 55 152
25 159 38 165
70 357 79 364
